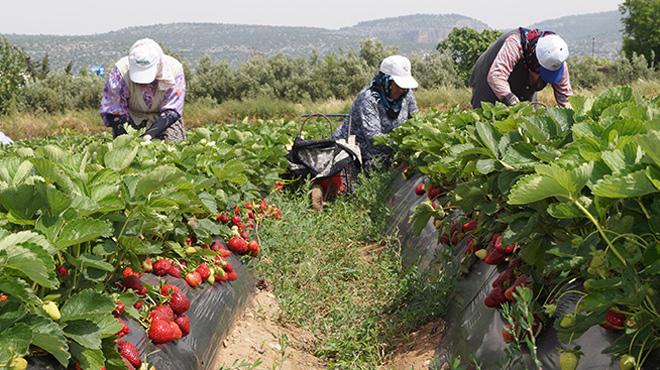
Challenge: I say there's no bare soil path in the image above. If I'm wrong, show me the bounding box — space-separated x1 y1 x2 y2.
215 280 446 370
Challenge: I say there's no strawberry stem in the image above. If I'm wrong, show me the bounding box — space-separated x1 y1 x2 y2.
572 199 626 266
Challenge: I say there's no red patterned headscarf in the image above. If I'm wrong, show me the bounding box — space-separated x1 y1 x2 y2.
519 27 555 73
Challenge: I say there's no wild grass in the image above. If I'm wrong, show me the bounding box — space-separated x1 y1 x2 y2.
254 172 455 369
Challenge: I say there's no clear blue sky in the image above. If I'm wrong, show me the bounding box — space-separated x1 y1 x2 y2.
1 0 621 35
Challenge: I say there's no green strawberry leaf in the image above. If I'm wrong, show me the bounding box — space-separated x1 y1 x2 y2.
0 300 27 333
70 341 106 369
0 184 47 222
104 143 138 171
509 162 593 204
0 323 32 366
53 217 114 249
211 160 249 185
63 319 102 349
475 121 500 159
0 276 39 307
0 242 57 289
590 169 657 199
135 166 182 198
60 289 115 325
25 315 70 366
638 130 660 167
410 201 442 236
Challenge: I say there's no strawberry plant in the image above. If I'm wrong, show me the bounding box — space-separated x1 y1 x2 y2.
382 87 659 368
0 119 307 368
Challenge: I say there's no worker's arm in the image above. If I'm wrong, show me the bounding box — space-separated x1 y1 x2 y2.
143 72 186 139
487 33 524 105
100 66 130 136
552 64 573 108
142 110 181 139
406 91 419 116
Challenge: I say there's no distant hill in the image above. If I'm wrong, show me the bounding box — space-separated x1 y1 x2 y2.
529 10 622 59
3 12 622 71
339 14 488 49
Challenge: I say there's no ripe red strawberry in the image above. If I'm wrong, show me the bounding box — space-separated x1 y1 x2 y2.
226 270 238 281
414 183 425 196
184 236 193 245
149 318 179 344
216 213 230 224
484 287 506 308
247 210 255 219
161 284 181 296
260 198 268 211
116 318 129 337
600 310 625 330
0 293 8 302
248 240 260 257
170 320 183 340
195 263 211 281
133 300 144 310
215 268 228 282
504 243 518 254
493 234 505 252
449 222 460 236
185 271 202 288
122 267 137 278
219 248 231 257
142 257 153 272
113 301 125 317
231 215 241 225
148 304 174 321
505 275 530 301
462 220 477 232
273 208 282 219
465 236 477 254
484 248 507 265
123 276 144 293
153 259 172 276
239 231 249 240
117 340 141 367
223 261 234 273
508 258 523 270
245 201 253 210
56 265 69 277
167 264 181 278
492 268 514 289
168 290 190 315
175 314 190 336
439 234 450 245
427 184 444 199
210 240 222 251
228 236 248 255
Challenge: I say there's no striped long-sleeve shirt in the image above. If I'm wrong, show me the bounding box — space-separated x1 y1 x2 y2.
487 32 573 107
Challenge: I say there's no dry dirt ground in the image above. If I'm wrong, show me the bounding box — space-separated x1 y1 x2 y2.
213 283 325 370
378 321 446 370
214 282 446 370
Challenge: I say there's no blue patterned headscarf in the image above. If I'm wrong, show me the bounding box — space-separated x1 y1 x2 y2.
370 72 408 119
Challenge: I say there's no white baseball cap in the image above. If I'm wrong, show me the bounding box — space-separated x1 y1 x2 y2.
128 39 163 84
379 55 419 89
536 34 569 84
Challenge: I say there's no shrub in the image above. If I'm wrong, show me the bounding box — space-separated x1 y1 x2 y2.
0 36 28 114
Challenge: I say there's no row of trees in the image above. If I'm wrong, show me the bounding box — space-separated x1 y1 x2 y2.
0 29 657 116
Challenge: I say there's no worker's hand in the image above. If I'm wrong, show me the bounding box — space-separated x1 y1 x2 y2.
504 94 520 106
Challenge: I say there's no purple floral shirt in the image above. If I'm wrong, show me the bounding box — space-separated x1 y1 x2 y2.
100 66 186 126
